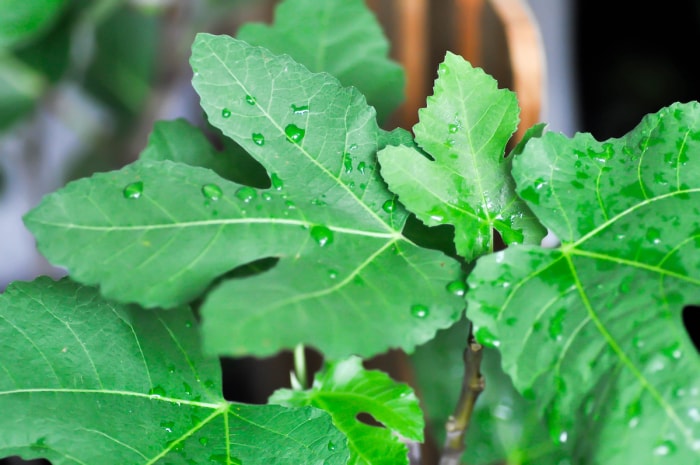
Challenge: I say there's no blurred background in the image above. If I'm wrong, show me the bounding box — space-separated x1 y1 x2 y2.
1 0 699 464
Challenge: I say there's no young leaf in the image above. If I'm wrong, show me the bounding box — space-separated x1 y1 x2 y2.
24 35 464 359
270 356 423 465
378 52 546 262
467 102 700 462
0 277 349 465
237 0 404 123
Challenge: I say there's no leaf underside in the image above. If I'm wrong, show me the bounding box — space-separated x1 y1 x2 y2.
0 277 349 465
271 356 424 465
468 101 700 463
378 52 546 263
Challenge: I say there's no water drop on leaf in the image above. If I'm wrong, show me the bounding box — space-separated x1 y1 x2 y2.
327 440 336 451
148 385 166 397
245 95 256 105
357 161 366 175
291 104 309 114
221 108 231 118
270 172 284 190
199 436 209 446
201 183 223 200
382 198 397 213
285 124 305 143
474 326 500 347
328 269 338 279
448 123 459 133
235 186 257 203
252 133 265 146
343 153 353 173
446 280 467 296
310 225 334 247
410 304 429 319
123 181 144 199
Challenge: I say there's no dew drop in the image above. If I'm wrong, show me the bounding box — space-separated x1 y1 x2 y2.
183 382 193 396
270 173 284 190
411 304 429 319
285 200 296 209
328 269 338 279
123 181 144 199
204 380 216 389
285 124 305 143
235 186 257 203
357 161 366 175
446 280 467 296
382 198 397 213
262 192 272 201
343 153 353 173
201 183 222 200
221 108 231 118
252 133 265 146
245 95 256 105
327 440 336 451
291 104 309 115
474 326 500 347
310 225 334 247
349 143 358 151
653 440 676 456
148 385 166 397
448 124 459 133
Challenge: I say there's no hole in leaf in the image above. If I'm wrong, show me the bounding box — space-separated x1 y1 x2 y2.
356 412 386 428
682 305 700 352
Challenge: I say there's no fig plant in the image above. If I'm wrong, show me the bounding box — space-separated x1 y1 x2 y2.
2 0 698 464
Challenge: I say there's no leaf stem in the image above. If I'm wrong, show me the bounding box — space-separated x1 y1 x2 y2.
439 323 485 465
293 343 309 390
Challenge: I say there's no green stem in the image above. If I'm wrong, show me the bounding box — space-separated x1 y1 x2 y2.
293 343 308 390
439 323 485 465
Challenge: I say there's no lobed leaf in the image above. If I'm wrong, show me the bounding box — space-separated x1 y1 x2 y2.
378 52 546 262
467 102 700 463
237 0 404 123
24 35 464 359
270 356 423 465
0 277 349 465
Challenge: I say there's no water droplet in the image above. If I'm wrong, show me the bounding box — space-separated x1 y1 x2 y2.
343 153 353 173
148 385 166 397
328 269 338 279
653 440 676 456
446 280 467 296
221 108 231 118
646 227 662 245
349 143 358 151
245 95 256 105
548 308 567 341
204 380 216 389
285 124 305 143
311 198 326 206
448 124 459 133
285 200 296 209
160 420 175 433
357 161 366 175
327 440 336 451
411 304 429 319
235 186 257 203
438 63 449 75
291 104 309 115
310 225 334 247
444 139 455 147
270 173 284 190
184 320 193 328
199 436 209 446
201 183 222 200
123 181 144 199
183 382 192 396
252 133 265 146
474 326 500 347
558 431 568 443
167 364 176 374
382 198 397 213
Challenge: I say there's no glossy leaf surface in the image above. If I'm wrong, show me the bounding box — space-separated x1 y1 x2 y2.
468 102 700 463
25 35 463 358
378 52 546 262
0 277 349 465
237 0 404 123
270 356 423 465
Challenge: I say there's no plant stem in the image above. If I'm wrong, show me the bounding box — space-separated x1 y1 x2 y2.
293 343 309 390
439 323 485 465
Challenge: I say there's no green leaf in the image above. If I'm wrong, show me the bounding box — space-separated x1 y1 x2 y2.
25 34 463 359
0 51 46 130
378 52 546 262
0 0 66 48
0 277 349 465
237 0 404 124
467 102 700 463
270 356 423 465
140 118 268 187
